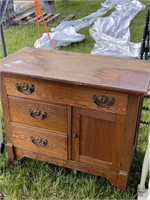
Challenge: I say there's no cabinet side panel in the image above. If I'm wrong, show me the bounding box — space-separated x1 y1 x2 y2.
111 115 126 170
1 73 12 143
1 73 16 163
120 95 142 171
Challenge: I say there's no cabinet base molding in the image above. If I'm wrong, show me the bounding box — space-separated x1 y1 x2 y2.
15 148 128 191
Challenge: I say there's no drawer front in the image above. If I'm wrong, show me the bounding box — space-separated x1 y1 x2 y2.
11 124 68 160
8 96 68 134
4 75 128 115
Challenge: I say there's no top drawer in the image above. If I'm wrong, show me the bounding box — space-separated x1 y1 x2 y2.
3 74 128 115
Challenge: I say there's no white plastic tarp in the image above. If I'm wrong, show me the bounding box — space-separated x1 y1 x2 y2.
34 0 110 50
35 0 141 50
90 0 145 57
34 26 85 49
34 0 145 57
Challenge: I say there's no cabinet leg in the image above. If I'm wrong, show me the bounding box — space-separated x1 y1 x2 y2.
6 143 15 164
0 192 4 200
118 171 128 191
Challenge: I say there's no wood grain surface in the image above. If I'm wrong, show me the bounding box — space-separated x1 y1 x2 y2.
0 47 149 94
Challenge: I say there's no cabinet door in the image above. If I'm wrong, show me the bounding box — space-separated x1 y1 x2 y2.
72 107 126 171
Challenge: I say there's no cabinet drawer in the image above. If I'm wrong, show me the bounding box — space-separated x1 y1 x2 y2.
11 124 68 160
8 96 68 134
4 75 128 115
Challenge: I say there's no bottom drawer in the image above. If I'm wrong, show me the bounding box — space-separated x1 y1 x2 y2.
11 124 68 160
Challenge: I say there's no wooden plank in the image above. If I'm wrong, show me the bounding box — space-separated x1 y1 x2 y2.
27 12 47 23
46 13 60 23
61 14 75 22
39 13 54 22
15 5 34 16
14 11 35 22
26 13 58 24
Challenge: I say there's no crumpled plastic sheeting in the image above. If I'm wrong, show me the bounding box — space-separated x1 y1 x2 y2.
90 0 145 57
52 0 134 32
34 26 85 50
34 1 110 49
35 0 134 49
34 0 145 54
52 7 110 33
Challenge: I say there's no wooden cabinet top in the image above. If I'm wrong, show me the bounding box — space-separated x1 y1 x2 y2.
0 47 150 94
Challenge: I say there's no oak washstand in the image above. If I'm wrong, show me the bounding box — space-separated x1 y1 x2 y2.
0 47 150 190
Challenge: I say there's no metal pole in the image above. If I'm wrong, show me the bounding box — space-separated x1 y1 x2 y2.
0 23 7 57
140 5 150 60
0 23 5 153
0 0 9 154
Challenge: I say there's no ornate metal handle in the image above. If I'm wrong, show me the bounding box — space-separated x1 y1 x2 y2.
28 109 47 120
16 83 34 94
93 95 115 108
30 136 48 147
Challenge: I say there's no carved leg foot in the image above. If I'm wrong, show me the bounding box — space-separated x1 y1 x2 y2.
6 143 15 164
0 142 4 154
0 192 4 200
117 170 128 191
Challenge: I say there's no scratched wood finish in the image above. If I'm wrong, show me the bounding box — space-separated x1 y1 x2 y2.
0 48 149 191
0 47 150 94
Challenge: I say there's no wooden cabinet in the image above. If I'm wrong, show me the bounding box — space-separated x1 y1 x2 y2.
0 48 150 191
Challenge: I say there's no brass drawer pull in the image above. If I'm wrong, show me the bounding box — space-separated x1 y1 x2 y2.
16 83 34 94
28 109 47 120
30 136 48 147
93 95 115 108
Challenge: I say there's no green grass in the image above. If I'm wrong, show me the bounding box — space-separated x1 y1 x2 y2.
0 0 150 199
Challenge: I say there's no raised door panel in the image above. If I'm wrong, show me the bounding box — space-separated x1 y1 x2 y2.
72 107 126 171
